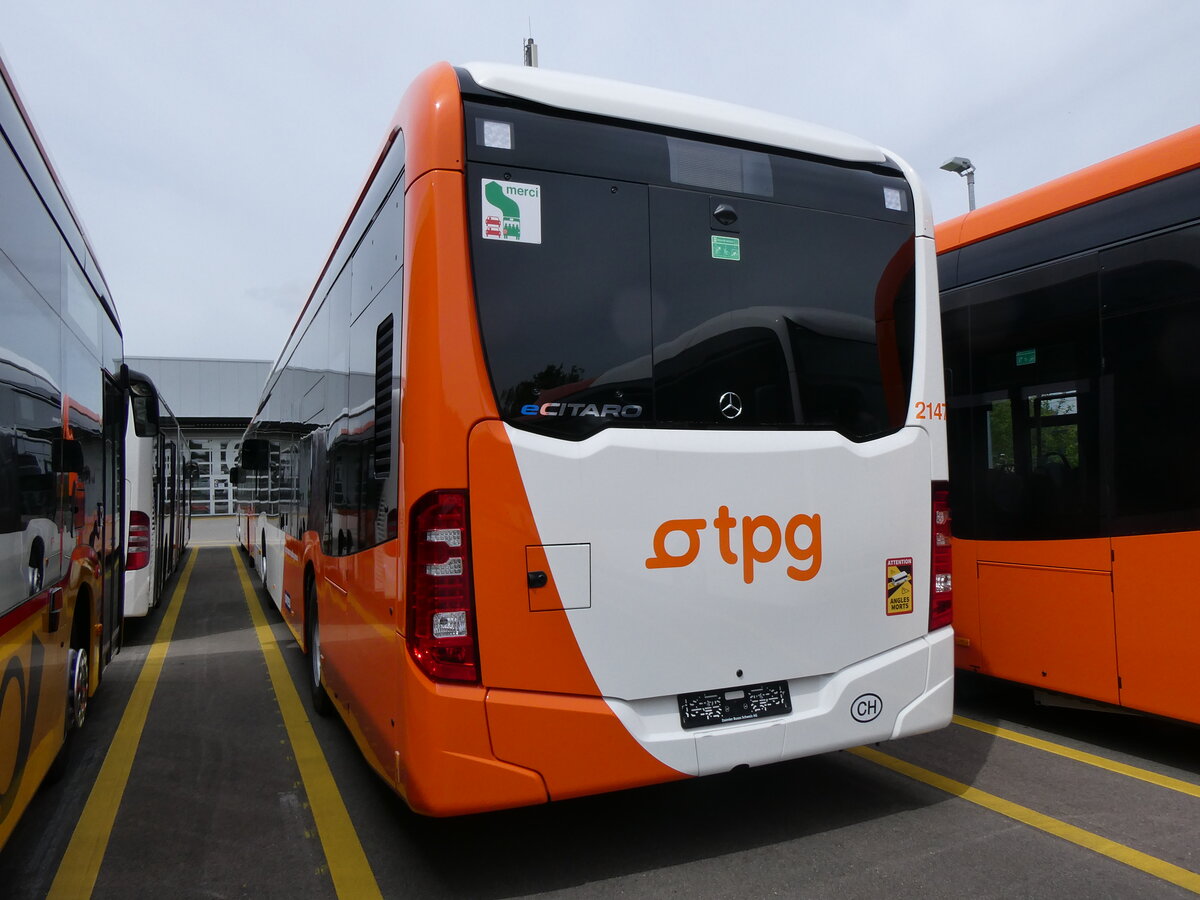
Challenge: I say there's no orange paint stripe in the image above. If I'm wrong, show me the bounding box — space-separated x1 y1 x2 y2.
938 125 1200 251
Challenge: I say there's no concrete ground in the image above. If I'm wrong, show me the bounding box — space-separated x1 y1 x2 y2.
189 514 238 546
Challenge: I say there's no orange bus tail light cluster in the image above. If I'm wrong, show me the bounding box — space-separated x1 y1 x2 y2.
127 510 151 571
930 483 953 631
407 490 479 683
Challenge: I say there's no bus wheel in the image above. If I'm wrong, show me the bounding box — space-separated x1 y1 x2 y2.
67 642 89 730
48 609 89 782
27 539 44 593
306 576 333 717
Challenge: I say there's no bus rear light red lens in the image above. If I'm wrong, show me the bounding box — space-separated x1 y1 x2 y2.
930 482 953 632
128 511 151 571
407 491 479 683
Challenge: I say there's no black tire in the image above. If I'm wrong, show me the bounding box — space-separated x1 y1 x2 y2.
27 538 44 594
47 602 90 783
306 574 333 717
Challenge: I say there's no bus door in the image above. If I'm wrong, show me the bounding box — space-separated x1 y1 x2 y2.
101 374 123 659
153 433 165 596
163 440 176 575
973 378 1116 700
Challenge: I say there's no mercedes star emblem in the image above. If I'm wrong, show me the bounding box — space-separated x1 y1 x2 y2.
719 391 743 419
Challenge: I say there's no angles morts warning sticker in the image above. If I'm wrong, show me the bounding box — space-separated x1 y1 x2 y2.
885 557 914 615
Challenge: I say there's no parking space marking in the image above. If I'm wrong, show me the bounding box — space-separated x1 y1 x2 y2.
231 549 382 900
849 745 1200 894
953 715 1200 799
47 549 199 900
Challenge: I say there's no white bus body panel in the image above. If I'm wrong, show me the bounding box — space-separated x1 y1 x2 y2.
123 424 156 617
485 423 953 769
463 62 885 166
508 424 933 694
261 518 285 610
609 629 952 775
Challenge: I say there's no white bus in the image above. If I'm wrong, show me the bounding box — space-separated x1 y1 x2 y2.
235 61 953 815
123 370 189 617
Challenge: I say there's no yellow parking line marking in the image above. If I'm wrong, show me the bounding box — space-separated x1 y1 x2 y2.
48 549 199 900
231 549 382 900
849 745 1200 895
953 715 1200 798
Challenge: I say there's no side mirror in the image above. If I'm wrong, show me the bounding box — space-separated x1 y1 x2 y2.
130 394 160 437
52 438 85 474
240 438 270 471
229 466 240 486
187 461 200 480
126 369 161 437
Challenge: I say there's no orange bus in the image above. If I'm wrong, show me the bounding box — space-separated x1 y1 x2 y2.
0 54 127 848
236 61 954 815
938 125 1200 724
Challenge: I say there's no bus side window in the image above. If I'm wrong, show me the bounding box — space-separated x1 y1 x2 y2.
1101 222 1200 527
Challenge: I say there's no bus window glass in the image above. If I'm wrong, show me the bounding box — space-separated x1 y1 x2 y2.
987 398 1013 471
65 260 101 354
0 252 62 379
469 166 654 438
0 140 61 309
351 182 404 322
648 185 913 434
467 107 915 441
1102 223 1200 530
334 306 387 554
945 253 1101 540
666 136 773 197
1029 391 1079 468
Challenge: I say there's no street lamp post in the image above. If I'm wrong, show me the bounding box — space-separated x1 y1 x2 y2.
941 156 976 211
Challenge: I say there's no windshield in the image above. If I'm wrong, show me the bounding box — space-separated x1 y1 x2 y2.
465 100 916 441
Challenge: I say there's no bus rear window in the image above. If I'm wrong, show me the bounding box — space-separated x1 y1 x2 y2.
467 109 915 441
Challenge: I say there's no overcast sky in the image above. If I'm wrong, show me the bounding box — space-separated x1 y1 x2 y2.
1 1 1197 363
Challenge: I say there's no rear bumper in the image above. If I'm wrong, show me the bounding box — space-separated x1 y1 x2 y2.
398 629 952 814
482 627 953 799
606 625 953 777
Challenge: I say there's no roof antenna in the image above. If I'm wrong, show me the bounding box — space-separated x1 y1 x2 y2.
523 22 538 67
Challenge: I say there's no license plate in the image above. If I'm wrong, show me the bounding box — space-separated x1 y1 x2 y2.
678 680 792 730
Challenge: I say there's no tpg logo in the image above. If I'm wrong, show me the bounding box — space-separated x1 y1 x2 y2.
645 506 822 584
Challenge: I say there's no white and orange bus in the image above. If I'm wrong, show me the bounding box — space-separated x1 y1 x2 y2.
938 125 1200 724
124 370 189 617
235 61 953 815
0 54 127 849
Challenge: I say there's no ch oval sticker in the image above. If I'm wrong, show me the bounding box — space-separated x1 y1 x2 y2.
851 693 882 723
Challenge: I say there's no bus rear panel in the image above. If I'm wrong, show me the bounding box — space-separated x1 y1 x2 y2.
238 61 952 815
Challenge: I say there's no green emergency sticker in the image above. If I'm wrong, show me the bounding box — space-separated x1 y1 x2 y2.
711 236 741 261
1015 348 1036 366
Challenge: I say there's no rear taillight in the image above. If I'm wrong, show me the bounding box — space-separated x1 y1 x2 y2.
929 482 953 631
128 511 151 571
406 490 479 683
